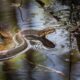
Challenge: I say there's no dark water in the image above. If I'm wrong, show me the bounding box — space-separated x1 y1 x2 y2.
0 49 69 80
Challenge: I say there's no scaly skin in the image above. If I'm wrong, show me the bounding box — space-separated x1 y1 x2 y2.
21 27 56 48
0 27 55 60
21 27 55 37
0 33 29 61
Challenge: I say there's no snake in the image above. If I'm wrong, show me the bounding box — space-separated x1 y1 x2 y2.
0 27 55 61
21 27 56 48
0 33 30 61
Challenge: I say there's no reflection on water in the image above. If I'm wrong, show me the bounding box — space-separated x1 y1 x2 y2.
17 1 45 30
1 48 69 80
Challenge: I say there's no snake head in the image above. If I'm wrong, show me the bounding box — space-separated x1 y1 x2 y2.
39 27 56 37
39 37 55 48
